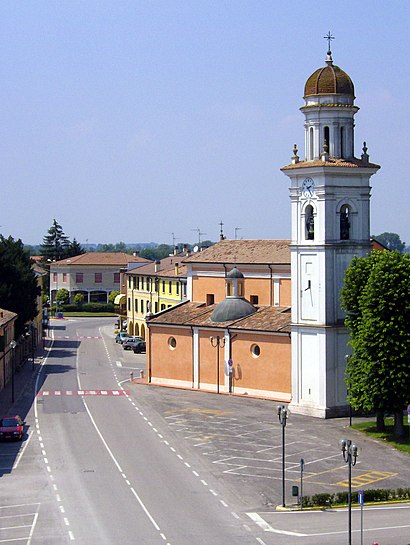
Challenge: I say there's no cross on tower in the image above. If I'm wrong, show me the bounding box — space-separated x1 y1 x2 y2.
324 31 334 53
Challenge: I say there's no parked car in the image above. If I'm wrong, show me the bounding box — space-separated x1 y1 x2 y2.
115 332 130 344
132 341 146 354
0 415 24 441
122 336 144 350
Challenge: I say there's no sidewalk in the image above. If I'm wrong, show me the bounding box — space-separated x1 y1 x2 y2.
0 341 50 419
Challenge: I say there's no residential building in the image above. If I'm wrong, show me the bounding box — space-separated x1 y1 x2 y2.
49 253 150 304
0 308 17 392
125 254 188 339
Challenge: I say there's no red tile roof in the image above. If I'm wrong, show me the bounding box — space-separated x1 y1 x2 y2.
148 301 291 333
0 308 17 328
52 252 150 267
282 157 380 170
128 255 187 278
183 240 290 265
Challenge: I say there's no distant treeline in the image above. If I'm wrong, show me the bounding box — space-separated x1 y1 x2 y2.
25 240 215 261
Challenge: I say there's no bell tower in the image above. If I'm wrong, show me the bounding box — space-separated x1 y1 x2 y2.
281 42 380 417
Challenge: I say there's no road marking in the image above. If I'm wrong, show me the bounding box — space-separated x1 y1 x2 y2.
336 471 397 487
247 512 306 536
116 361 122 367
39 390 129 396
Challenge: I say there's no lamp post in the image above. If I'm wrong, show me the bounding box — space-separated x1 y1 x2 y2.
341 438 358 545
9 340 17 403
346 355 352 426
210 335 225 394
277 405 288 507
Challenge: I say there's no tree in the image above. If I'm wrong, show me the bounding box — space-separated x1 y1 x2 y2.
0 235 40 335
40 219 70 262
73 293 84 306
66 238 85 258
56 288 70 306
341 250 410 439
108 291 120 305
374 232 406 253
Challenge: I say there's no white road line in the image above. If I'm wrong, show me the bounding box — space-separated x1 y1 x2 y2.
27 510 39 545
247 512 306 536
116 361 122 367
13 429 33 469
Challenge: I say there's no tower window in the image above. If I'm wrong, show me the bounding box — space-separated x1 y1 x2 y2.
250 295 259 305
340 205 351 240
309 127 314 160
324 126 330 151
340 126 344 158
305 205 315 240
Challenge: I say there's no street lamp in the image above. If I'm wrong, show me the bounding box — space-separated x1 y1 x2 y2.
209 335 225 394
277 404 288 507
9 340 17 403
341 438 358 545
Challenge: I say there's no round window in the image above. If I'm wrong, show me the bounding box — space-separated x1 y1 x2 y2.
168 337 177 350
251 344 261 358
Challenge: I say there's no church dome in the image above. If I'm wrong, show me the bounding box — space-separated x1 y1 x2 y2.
211 297 256 323
304 55 354 97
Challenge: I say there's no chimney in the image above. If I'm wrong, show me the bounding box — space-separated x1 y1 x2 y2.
174 246 178 255
154 260 160 273
175 263 179 276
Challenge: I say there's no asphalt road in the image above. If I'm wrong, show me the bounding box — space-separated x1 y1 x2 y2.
0 316 409 545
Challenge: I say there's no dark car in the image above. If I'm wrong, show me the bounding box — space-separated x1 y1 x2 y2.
122 336 144 350
0 415 24 441
132 341 146 354
115 332 130 344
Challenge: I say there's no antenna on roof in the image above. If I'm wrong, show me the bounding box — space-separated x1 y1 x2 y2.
191 227 206 247
169 232 179 248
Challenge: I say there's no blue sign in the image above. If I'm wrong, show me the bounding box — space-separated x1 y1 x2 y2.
358 490 364 505
228 359 233 367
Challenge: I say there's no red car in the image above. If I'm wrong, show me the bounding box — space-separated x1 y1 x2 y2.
0 415 24 441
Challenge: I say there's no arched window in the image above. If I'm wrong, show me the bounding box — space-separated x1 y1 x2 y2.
305 205 315 240
340 205 351 240
340 126 344 158
324 126 330 151
309 127 314 160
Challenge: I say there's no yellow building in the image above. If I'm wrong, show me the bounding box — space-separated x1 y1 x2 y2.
126 254 187 339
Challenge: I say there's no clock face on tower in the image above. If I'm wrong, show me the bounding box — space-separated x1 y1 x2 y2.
302 177 315 198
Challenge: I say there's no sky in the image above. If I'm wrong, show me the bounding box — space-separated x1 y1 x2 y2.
1 1 409 247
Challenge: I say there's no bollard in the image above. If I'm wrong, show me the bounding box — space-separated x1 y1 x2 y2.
140 370 144 379
130 371 133 382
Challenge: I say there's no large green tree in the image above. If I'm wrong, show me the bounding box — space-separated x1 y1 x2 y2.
341 250 410 439
0 235 40 335
374 232 406 253
66 237 85 258
40 219 70 262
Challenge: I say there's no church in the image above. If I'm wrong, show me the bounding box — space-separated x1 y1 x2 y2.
145 45 380 418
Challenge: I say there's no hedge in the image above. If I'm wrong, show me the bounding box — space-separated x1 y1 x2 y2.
51 303 115 313
301 487 410 507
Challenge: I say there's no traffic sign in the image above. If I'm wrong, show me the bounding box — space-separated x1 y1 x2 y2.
228 359 233 366
358 490 364 505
